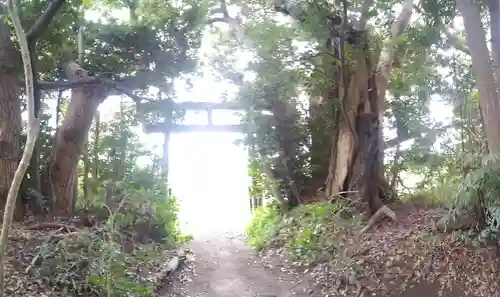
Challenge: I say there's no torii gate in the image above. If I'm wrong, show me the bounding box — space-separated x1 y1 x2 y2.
141 99 263 210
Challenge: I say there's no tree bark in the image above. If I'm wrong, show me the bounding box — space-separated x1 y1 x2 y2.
488 0 500 92
325 0 413 214
82 140 89 199
0 20 23 219
43 61 109 217
91 111 100 193
309 97 333 184
457 0 500 155
325 50 385 214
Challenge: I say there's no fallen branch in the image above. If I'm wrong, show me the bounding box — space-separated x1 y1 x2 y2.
25 222 78 231
153 249 187 292
165 256 180 277
24 254 41 274
49 231 85 239
357 205 397 236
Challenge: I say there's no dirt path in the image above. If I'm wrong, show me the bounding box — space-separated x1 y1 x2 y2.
165 232 313 297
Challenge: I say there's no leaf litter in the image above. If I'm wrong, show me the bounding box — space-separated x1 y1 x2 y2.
2 216 181 297
256 203 500 297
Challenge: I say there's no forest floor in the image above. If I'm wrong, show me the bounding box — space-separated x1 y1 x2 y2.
161 231 316 297
162 203 500 297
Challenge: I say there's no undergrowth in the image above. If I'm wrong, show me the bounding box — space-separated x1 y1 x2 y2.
27 166 188 296
441 154 500 246
246 203 282 250
247 202 360 265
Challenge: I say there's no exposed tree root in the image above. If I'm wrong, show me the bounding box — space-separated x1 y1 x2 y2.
154 249 190 293
358 205 397 236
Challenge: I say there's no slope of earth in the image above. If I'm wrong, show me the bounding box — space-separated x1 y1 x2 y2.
264 203 500 297
162 232 315 297
3 218 177 297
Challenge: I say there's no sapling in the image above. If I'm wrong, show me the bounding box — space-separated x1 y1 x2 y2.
0 0 41 295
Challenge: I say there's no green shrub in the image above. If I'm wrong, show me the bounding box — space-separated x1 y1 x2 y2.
443 154 500 245
30 165 189 296
246 204 282 250
247 202 358 265
279 203 345 264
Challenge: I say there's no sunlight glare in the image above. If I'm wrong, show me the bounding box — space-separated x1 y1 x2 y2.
169 132 252 236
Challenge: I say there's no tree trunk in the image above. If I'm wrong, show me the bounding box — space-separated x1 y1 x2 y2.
27 142 42 195
162 99 172 181
82 140 89 199
24 141 44 217
271 99 301 207
325 0 413 214
457 0 500 155
0 21 23 219
488 0 500 92
43 61 109 217
309 97 333 184
91 111 100 194
325 50 384 214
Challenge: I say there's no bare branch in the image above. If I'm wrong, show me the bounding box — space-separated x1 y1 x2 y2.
375 0 415 110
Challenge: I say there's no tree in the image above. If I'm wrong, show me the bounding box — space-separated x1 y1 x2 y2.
456 0 500 155
6 0 206 217
203 0 482 217
0 9 22 217
221 0 416 214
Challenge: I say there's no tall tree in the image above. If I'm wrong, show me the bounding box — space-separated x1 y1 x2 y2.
456 0 500 155
0 11 22 216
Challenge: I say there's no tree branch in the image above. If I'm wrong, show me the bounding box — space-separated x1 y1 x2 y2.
219 0 229 17
412 3 469 55
26 0 66 117
354 0 374 30
442 27 469 55
207 17 228 24
207 0 230 24
26 0 66 42
375 0 414 113
36 73 155 104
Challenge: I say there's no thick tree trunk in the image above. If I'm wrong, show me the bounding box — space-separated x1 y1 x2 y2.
325 51 384 214
0 21 23 220
325 0 413 214
43 61 108 217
